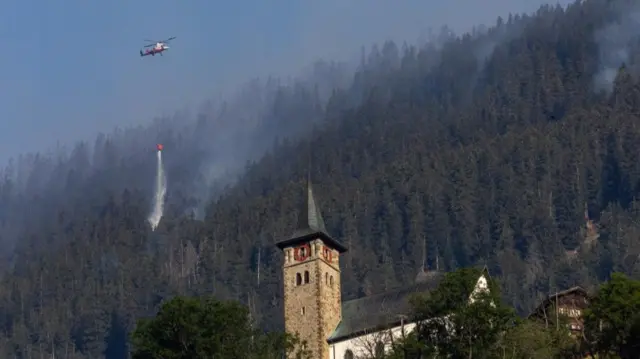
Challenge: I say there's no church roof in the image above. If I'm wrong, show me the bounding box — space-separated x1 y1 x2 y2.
275 180 347 253
327 271 444 343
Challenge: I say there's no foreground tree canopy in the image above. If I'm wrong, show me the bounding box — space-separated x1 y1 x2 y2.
583 273 640 359
379 269 640 359
130 296 310 359
133 270 640 359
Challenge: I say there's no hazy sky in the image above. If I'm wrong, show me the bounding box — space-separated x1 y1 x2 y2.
0 0 573 162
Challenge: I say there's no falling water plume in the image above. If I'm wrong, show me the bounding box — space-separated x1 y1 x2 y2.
148 149 166 230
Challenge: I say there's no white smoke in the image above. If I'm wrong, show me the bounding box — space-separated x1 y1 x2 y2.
594 10 640 93
148 150 166 231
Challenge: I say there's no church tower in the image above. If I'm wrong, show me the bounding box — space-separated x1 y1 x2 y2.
276 180 348 359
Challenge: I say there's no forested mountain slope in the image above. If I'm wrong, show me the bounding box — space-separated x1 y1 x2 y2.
0 60 352 260
2 0 640 357
204 0 640 321
0 62 354 356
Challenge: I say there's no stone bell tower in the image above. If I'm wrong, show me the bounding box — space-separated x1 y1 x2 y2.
275 180 348 359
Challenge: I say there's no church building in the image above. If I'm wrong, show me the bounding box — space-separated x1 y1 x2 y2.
275 181 491 359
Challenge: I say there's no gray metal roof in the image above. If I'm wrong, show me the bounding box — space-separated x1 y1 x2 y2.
327 271 444 343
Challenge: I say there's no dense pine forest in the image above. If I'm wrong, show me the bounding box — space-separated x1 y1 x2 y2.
1 0 640 357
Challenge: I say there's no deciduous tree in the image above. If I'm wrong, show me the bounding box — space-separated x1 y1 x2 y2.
130 295 310 359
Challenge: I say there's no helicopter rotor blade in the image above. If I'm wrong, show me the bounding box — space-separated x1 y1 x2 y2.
159 36 176 43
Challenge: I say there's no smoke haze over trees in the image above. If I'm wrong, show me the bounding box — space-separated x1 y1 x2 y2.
3 0 640 357
2 0 569 163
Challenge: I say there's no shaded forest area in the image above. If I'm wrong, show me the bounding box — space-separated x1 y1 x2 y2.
1 0 640 357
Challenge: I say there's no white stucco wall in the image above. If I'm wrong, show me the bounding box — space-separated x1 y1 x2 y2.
328 274 490 359
469 274 489 303
329 322 417 359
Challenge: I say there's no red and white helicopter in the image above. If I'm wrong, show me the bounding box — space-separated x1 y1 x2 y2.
140 37 176 57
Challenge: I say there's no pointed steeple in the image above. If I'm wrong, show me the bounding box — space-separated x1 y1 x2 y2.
292 180 328 237
275 179 347 253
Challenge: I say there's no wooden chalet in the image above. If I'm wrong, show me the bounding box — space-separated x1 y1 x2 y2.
529 286 590 335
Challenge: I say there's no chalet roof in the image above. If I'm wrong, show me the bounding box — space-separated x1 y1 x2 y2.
275 180 347 253
528 286 590 318
327 271 444 344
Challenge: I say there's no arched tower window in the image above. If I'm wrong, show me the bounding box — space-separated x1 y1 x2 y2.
296 273 302 286
325 272 329 284
330 275 334 286
344 349 354 359
375 341 385 357
304 271 310 284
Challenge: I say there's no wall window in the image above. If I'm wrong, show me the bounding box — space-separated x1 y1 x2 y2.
559 307 581 318
330 275 334 286
296 273 302 286
304 271 310 284
301 306 305 315
344 349 354 359
325 272 329 284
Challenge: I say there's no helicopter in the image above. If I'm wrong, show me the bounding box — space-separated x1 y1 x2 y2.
140 37 176 57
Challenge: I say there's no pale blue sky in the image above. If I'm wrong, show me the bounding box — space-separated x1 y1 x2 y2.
0 0 572 162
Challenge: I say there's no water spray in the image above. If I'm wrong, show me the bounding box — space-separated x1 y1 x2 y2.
148 144 166 230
